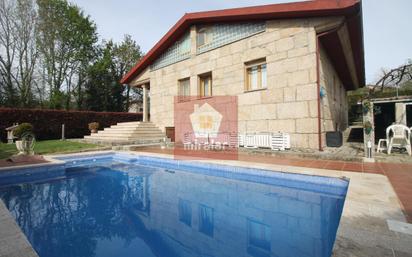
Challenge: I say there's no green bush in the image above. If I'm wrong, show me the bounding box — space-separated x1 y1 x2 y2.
14 123 33 139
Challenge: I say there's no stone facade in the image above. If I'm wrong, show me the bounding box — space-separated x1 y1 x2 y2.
319 46 349 148
132 17 350 149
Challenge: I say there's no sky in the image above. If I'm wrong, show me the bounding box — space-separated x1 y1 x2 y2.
70 0 412 84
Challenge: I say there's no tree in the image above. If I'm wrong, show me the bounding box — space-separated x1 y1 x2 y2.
85 42 124 112
36 0 97 109
368 59 412 98
0 0 38 107
0 0 17 107
84 36 143 112
112 35 143 111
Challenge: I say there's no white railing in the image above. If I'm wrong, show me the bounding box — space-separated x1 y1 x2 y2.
183 132 291 151
239 132 290 151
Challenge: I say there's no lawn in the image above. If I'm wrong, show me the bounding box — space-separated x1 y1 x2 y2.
0 140 101 159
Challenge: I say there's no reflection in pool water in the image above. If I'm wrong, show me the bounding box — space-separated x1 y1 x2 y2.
0 160 347 257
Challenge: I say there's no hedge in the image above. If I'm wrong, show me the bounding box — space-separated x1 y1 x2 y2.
0 108 142 142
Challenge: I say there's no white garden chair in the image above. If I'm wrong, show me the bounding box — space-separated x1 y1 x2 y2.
271 133 287 151
244 133 258 149
386 124 411 156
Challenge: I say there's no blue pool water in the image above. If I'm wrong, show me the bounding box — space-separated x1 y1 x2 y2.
0 153 348 257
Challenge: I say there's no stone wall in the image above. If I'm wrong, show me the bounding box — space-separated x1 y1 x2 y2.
140 17 347 149
319 46 349 148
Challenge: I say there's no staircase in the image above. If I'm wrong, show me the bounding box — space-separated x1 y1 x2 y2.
83 121 166 146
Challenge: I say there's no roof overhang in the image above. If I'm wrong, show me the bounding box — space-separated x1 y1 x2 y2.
121 0 365 87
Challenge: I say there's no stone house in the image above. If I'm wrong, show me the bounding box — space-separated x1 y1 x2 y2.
121 0 365 150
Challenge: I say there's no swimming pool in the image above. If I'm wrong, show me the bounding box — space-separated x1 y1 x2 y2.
0 153 348 257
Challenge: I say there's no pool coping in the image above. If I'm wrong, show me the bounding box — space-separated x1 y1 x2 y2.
0 150 411 257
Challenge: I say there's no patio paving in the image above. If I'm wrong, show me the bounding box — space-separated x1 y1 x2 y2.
134 146 412 223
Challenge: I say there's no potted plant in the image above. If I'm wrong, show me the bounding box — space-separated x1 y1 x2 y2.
14 123 35 155
362 101 371 115
88 122 99 133
364 121 373 135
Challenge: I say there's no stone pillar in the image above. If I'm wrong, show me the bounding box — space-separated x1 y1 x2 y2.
362 101 375 161
395 102 406 125
190 25 197 57
143 83 149 122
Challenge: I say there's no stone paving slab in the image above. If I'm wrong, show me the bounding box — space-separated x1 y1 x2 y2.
0 201 39 257
388 220 412 236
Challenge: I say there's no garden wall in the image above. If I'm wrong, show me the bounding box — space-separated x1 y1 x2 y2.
0 108 142 142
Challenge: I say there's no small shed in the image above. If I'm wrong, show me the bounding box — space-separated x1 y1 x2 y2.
371 96 412 142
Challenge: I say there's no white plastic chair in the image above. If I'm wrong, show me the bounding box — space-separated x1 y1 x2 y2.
244 133 258 149
271 133 287 151
256 132 271 148
386 124 411 156
183 132 193 147
376 139 388 153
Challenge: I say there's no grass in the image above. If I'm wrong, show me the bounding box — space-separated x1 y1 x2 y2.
0 140 101 159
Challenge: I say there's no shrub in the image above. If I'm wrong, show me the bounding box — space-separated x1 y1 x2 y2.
14 123 34 139
88 122 99 131
0 108 143 142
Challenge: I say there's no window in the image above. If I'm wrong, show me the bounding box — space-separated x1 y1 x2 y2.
197 27 212 47
199 204 214 237
247 219 271 257
178 78 190 102
245 60 267 91
178 199 192 227
199 73 212 97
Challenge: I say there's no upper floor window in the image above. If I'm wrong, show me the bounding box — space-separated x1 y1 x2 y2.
199 73 212 97
178 199 192 227
199 204 214 237
245 59 267 91
178 78 190 102
197 27 212 47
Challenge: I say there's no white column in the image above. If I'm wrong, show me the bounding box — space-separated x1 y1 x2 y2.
143 84 149 122
395 102 406 125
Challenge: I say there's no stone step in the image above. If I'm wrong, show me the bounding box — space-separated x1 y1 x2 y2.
84 135 165 141
83 137 165 146
92 133 165 138
105 127 162 133
87 133 165 138
115 122 157 127
84 121 165 146
110 125 158 130
99 129 163 134
115 121 144 125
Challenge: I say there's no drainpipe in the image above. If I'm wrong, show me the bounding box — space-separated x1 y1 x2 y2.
315 35 323 152
315 23 345 151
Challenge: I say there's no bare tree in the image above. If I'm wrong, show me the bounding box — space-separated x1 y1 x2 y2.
0 0 38 107
14 0 38 106
370 60 412 96
0 0 17 106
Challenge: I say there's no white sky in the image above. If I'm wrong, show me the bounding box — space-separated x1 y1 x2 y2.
70 0 412 84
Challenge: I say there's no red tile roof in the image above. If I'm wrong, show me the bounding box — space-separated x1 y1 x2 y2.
121 0 364 86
